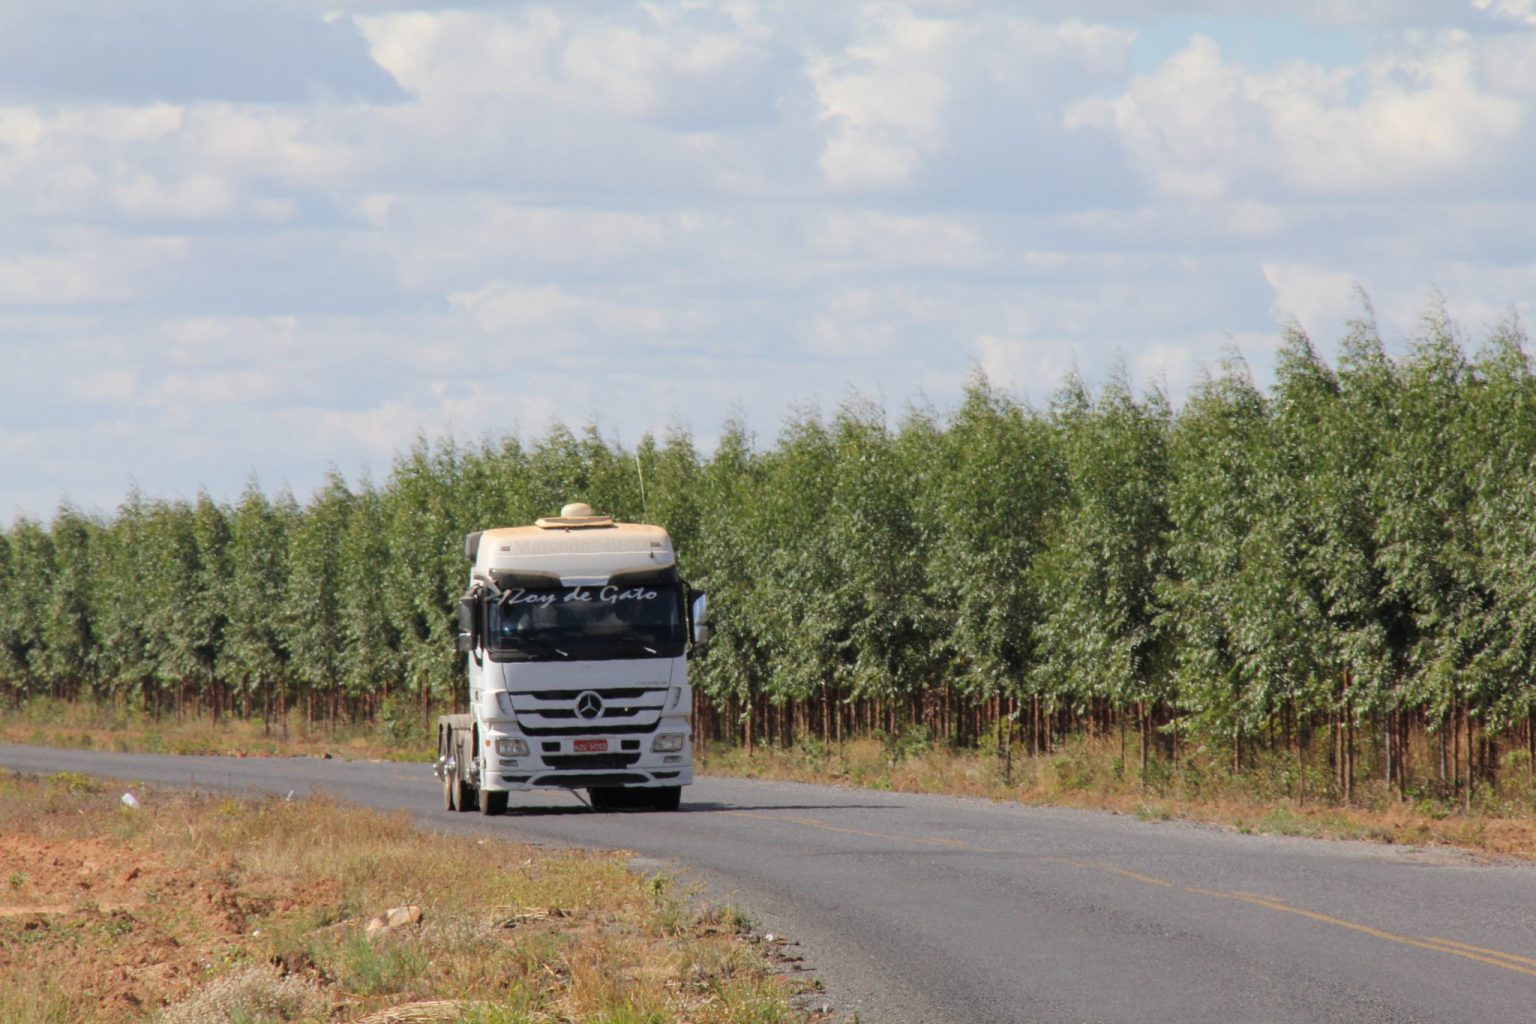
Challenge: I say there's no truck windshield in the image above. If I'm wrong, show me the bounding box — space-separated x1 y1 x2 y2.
485 583 685 661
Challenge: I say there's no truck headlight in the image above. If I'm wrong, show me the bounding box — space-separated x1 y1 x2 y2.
495 737 530 757
651 734 685 753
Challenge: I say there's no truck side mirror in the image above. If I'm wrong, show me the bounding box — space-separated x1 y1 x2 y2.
457 594 480 652
690 591 710 646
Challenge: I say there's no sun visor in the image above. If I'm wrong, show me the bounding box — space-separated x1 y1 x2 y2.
489 569 563 589
606 565 679 586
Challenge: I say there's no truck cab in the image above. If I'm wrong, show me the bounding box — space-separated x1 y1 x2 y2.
435 503 706 814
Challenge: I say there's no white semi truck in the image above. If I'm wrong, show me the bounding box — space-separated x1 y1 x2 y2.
435 502 707 815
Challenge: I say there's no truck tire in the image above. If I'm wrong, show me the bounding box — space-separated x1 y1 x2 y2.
478 788 507 815
440 730 458 810
451 762 474 813
650 786 682 811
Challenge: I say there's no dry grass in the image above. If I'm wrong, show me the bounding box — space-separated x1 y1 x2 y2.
698 734 1536 862
0 769 813 1024
14 696 1536 864
0 697 421 762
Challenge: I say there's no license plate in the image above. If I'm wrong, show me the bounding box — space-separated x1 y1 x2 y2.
573 739 608 753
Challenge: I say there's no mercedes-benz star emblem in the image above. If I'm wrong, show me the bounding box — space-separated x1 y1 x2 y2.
575 691 604 720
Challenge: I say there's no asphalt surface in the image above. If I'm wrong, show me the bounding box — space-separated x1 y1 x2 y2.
3 743 1534 1023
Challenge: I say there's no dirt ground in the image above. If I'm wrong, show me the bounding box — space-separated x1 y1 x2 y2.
0 832 337 1018
0 775 815 1024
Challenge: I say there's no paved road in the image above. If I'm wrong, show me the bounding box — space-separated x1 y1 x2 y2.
4 743 1534 1023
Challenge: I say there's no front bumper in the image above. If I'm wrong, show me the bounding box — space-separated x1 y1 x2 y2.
479 725 692 791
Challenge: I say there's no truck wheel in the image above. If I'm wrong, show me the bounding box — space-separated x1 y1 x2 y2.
440 730 455 810
478 788 507 816
650 786 682 811
451 763 474 813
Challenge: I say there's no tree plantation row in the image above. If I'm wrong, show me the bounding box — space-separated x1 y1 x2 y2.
4 305 1536 805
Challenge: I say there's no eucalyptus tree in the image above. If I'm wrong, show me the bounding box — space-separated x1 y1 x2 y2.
635 427 702 553
284 471 351 726
923 375 1063 747
750 408 846 732
688 420 771 740
0 519 52 701
90 491 157 710
0 530 18 699
1032 368 1171 768
39 503 98 700
822 398 941 727
1445 316 1536 787
188 493 232 714
1370 309 1483 791
339 476 402 718
226 482 293 726
581 423 646 518
522 423 641 520
459 435 532 530
1300 306 1406 794
384 437 464 717
1159 355 1271 767
1232 329 1349 795
136 498 211 715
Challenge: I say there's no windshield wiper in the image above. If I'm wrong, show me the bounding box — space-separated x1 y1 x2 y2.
504 636 569 658
612 633 659 655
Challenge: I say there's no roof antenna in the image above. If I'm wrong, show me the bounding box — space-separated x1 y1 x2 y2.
634 450 649 521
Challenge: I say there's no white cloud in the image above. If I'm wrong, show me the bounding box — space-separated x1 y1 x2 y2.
353 197 673 292
808 8 1134 192
1479 32 1536 97
974 333 1081 396
357 5 775 125
0 231 189 304
65 371 136 403
1072 31 1524 200
1132 342 1202 393
809 5 955 189
1262 262 1362 332
159 370 283 406
448 284 675 340
1474 0 1536 26
0 2 1534 522
809 211 988 270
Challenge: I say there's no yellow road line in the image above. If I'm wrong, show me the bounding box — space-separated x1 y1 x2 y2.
723 809 1536 979
1053 856 1173 887
1186 889 1536 979
1421 937 1536 970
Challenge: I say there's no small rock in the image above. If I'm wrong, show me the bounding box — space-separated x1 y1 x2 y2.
365 905 422 936
120 793 139 809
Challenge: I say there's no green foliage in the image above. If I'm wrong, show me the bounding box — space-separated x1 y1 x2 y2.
3 302 1536 799
46 770 99 796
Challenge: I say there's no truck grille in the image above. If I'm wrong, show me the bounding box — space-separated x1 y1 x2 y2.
511 685 669 736
543 752 642 770
534 772 647 788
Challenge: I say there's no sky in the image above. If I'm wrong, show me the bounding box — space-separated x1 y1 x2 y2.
3 0 1535 522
